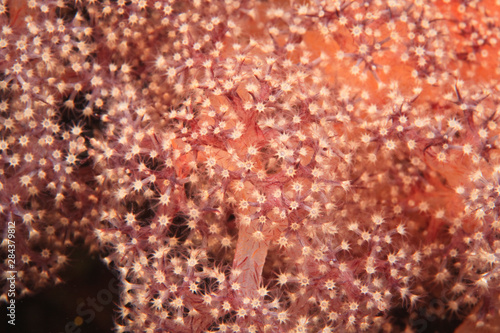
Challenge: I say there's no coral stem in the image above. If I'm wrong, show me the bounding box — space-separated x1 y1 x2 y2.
231 220 268 296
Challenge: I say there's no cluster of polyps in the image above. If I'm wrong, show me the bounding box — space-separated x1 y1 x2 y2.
1 0 500 332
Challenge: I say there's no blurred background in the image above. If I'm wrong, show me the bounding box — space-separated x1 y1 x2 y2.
1 247 115 333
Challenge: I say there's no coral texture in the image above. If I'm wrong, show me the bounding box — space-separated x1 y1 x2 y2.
1 0 500 332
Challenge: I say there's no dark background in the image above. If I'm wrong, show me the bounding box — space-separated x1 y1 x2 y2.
0 248 116 333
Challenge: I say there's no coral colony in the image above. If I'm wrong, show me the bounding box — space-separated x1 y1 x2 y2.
1 0 500 332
